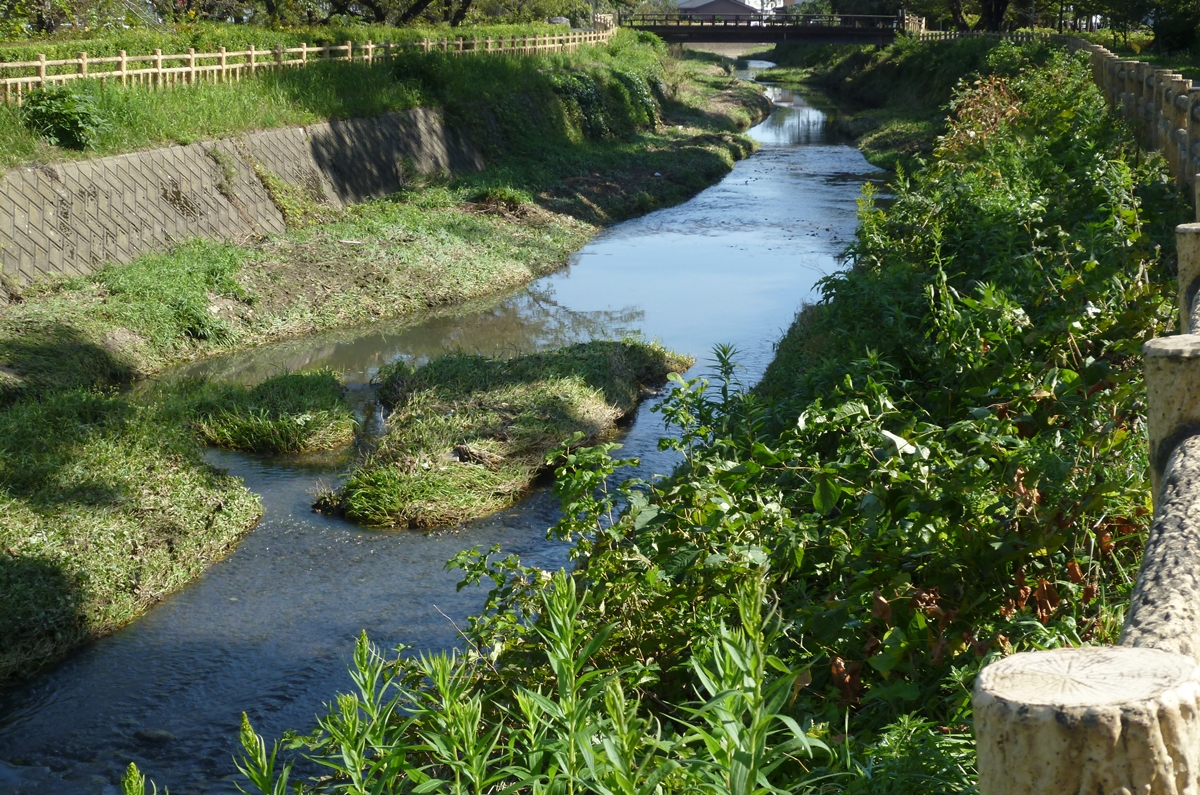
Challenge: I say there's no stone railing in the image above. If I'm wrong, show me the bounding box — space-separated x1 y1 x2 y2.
0 27 617 106
946 28 1200 795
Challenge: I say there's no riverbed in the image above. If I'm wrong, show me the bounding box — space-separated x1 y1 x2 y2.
0 75 881 794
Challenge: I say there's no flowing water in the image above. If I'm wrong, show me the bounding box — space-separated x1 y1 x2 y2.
0 74 881 794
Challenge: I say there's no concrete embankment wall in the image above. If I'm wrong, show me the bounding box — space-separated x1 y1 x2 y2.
0 107 483 286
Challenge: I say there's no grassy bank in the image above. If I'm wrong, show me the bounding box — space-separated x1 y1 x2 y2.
216 45 1192 795
321 340 691 528
752 36 1058 170
0 37 767 683
0 392 262 683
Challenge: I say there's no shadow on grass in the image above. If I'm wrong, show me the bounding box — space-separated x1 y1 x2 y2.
0 322 136 402
0 388 135 504
0 554 86 683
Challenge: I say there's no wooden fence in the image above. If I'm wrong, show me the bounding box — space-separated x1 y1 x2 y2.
0 27 617 106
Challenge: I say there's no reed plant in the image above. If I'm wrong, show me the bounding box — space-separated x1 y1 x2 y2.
209 573 829 795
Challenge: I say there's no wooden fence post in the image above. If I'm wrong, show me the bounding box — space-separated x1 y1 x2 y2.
345 40 353 61
119 49 127 87
300 42 308 66
274 44 283 69
365 40 374 65
37 53 45 88
187 47 195 84
249 44 256 76
154 48 163 87
422 37 430 54
457 37 463 53
78 51 87 79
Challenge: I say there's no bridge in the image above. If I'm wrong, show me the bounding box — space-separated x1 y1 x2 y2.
618 11 922 44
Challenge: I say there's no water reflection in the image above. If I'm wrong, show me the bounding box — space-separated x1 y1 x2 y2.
173 286 646 388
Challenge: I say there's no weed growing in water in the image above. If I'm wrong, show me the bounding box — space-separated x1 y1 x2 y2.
180 369 357 454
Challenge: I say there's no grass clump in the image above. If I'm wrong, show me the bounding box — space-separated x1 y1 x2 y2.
322 339 692 528
0 390 261 682
185 369 357 454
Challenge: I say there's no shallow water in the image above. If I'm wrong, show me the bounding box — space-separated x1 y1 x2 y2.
0 81 881 794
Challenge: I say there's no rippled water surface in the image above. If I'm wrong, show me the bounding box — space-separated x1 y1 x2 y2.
0 80 881 794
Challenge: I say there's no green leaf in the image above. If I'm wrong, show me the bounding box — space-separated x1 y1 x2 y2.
812 471 841 514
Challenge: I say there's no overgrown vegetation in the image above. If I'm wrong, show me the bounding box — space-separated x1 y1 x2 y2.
320 340 691 527
214 45 1189 795
0 37 766 684
753 36 1058 170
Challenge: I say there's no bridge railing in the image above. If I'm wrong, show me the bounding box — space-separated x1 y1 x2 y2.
618 12 901 29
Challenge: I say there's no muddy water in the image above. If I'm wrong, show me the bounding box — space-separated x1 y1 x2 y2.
0 78 881 795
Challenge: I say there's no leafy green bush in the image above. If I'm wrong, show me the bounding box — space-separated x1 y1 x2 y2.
21 85 103 149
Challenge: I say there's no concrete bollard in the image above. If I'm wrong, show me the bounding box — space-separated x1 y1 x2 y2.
975 647 1200 795
1144 335 1200 501
1176 224 1200 332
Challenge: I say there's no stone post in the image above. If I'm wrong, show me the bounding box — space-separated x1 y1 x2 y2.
1143 335 1200 503
975 647 1200 795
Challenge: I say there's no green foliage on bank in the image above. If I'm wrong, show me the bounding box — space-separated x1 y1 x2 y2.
0 29 665 168
322 340 692 528
756 36 1060 170
233 46 1190 794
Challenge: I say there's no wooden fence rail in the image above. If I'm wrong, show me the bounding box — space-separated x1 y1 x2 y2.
0 27 617 106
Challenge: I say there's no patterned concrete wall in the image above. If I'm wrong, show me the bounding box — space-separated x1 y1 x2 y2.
0 107 482 285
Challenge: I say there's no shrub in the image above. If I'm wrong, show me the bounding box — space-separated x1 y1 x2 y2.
21 85 104 149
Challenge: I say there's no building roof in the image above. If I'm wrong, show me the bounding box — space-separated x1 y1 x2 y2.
677 0 757 10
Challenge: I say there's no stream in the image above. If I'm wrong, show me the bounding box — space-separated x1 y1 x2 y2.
0 73 881 794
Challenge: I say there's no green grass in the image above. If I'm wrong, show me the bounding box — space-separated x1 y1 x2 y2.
322 340 692 528
180 369 358 454
0 20 567 63
0 389 261 682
